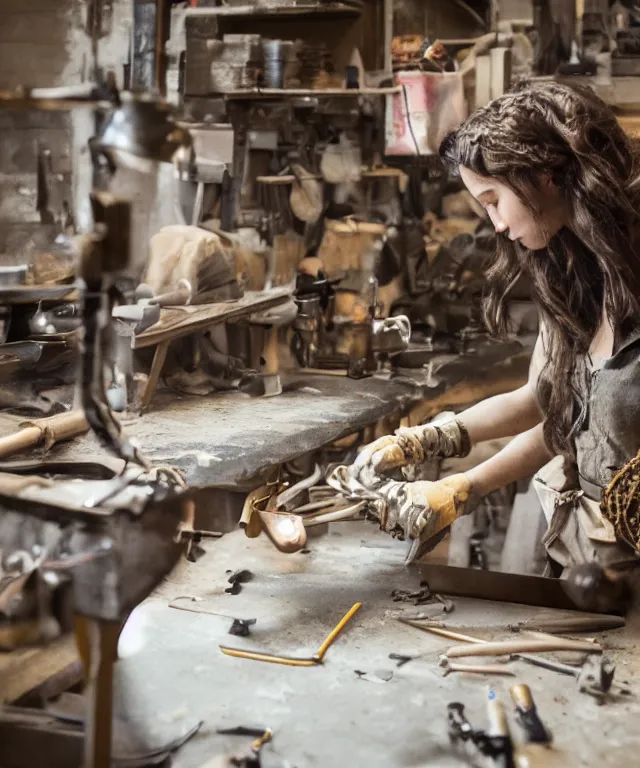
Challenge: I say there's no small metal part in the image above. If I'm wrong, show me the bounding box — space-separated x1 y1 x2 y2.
389 653 415 667
577 654 616 702
225 569 254 595
229 618 257 637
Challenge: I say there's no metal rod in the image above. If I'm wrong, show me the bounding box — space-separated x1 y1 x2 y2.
316 602 362 660
155 0 168 98
219 646 317 666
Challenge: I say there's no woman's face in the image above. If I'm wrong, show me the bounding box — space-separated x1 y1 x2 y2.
459 165 567 251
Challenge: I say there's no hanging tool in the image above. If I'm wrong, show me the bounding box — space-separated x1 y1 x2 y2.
510 685 552 745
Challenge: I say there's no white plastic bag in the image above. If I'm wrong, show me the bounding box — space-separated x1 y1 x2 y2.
385 71 467 156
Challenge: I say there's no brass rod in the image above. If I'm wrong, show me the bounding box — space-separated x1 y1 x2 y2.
316 602 362 661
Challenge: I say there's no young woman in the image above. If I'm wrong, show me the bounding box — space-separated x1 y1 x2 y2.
352 80 640 577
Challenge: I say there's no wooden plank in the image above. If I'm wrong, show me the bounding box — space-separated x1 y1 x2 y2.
185 3 362 18
132 288 292 349
0 634 80 705
217 86 400 99
618 113 640 137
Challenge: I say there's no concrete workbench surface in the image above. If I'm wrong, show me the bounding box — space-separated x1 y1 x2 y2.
112 524 640 768
46 340 528 489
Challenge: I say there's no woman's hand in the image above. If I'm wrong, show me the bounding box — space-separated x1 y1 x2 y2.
352 413 470 475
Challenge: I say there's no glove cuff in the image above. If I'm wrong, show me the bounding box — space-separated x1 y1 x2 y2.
417 416 471 459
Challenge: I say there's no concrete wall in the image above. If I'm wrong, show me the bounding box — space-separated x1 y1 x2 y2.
0 0 178 269
0 0 134 265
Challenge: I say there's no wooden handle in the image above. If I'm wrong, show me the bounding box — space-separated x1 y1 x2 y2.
257 509 307 553
446 638 600 659
510 683 534 711
261 326 280 375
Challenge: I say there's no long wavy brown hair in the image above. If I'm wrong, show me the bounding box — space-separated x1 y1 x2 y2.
440 80 640 459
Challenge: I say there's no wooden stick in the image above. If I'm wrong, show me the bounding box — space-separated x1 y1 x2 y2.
399 619 487 645
446 638 601 659
0 410 88 459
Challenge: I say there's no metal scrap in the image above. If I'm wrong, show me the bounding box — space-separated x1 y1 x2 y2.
229 618 257 637
391 584 432 605
389 653 415 668
577 655 616 703
225 570 254 595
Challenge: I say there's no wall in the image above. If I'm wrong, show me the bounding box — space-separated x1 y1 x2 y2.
500 0 533 21
0 0 178 269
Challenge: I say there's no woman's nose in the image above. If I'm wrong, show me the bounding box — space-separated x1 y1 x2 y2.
488 208 508 234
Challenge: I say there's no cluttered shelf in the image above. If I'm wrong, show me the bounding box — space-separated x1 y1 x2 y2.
185 2 363 19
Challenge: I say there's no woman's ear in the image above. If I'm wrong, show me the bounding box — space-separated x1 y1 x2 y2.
540 172 557 190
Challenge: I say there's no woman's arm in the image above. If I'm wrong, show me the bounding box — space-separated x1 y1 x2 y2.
456 327 546 444
457 383 542 444
465 422 552 496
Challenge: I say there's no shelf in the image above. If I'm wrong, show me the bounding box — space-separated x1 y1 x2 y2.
185 2 363 19
208 86 399 100
256 167 405 184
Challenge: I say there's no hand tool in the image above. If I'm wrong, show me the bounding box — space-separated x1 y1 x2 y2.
220 602 362 666
447 696 515 768
440 658 515 677
510 684 552 744
399 620 589 676
446 636 601 659
576 654 616 701
486 689 516 768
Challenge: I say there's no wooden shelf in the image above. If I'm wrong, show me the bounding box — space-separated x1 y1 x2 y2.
257 167 405 184
185 2 363 19
209 86 399 100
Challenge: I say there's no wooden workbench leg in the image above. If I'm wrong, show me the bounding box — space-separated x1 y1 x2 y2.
142 340 170 410
83 619 121 768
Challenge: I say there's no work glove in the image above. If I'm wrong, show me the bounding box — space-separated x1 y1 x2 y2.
352 412 471 477
328 466 474 562
379 473 472 542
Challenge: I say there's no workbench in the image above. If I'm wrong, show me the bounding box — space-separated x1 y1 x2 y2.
110 523 640 768
0 338 531 718
40 338 530 490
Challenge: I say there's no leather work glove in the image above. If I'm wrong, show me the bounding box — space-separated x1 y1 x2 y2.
381 473 473 544
352 412 471 477
328 464 474 562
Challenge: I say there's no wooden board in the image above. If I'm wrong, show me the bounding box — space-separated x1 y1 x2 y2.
132 287 291 349
0 634 80 705
216 86 400 100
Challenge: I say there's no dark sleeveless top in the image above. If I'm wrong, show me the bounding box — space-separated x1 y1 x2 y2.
574 327 640 492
